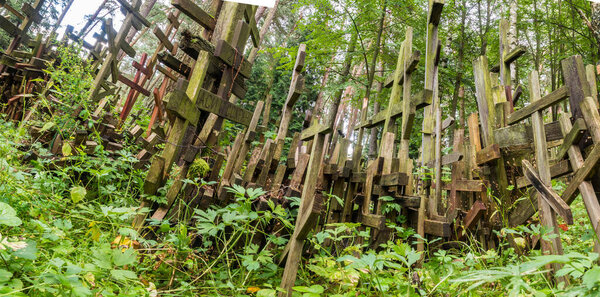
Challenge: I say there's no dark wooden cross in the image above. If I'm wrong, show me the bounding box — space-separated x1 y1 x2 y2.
279 120 331 296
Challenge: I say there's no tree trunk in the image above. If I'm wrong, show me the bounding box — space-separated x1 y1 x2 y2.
248 0 280 63
368 61 384 159
78 0 108 38
356 0 387 149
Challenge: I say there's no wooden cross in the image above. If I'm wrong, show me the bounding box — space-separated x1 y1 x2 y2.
519 70 570 283
119 53 151 123
274 44 306 160
279 120 331 297
0 0 44 56
135 3 261 227
415 0 444 252
86 0 151 103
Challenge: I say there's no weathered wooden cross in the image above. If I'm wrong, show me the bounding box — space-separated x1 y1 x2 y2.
85 0 151 103
279 120 331 296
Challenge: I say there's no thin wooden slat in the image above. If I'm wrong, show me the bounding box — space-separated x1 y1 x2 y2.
522 160 573 224
516 160 572 189
118 74 151 96
506 86 568 124
171 0 215 31
214 38 253 78
556 118 587 161
153 27 174 52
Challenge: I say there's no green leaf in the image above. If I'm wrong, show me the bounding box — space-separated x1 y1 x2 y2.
0 269 12 283
293 285 324 294
257 289 277 297
110 269 137 281
112 248 137 266
39 122 55 133
583 267 600 289
62 142 72 157
0 202 22 226
12 240 37 260
70 186 87 203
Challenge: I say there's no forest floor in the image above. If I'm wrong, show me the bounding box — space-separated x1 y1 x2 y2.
1 118 600 296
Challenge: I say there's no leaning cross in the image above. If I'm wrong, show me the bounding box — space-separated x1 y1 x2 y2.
279 120 331 297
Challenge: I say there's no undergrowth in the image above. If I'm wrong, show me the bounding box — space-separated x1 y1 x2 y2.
2 117 600 296
1 47 600 296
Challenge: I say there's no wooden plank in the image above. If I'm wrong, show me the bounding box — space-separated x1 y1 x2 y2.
300 123 331 141
165 90 200 126
528 71 567 281
476 144 500 165
287 133 300 168
383 51 421 88
512 84 523 105
516 160 572 189
362 213 386 229
426 152 463 168
214 39 253 78
559 112 600 244
424 219 451 237
556 118 587 161
506 86 568 124
379 172 409 186
504 46 526 64
287 153 310 193
153 27 173 52
115 0 151 27
522 160 573 224
132 60 151 76
167 12 180 29
195 88 253 126
494 121 563 149
562 56 592 120
171 0 215 31
280 130 327 296
158 51 191 77
582 96 600 143
118 74 151 96
157 65 178 81
244 6 260 47
0 15 19 37
562 146 600 202
427 0 444 26
439 180 486 192
21 3 41 23
463 201 486 231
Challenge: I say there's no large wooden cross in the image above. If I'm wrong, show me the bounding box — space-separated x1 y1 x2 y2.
133 2 256 228
518 71 570 282
279 120 331 296
417 0 443 252
274 44 306 160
